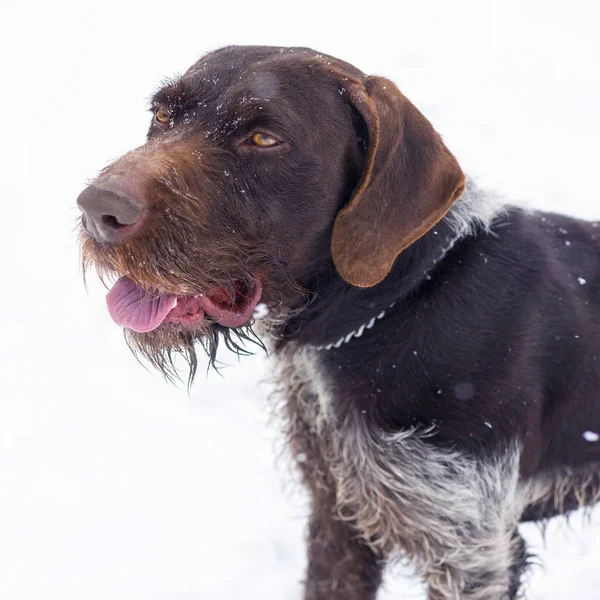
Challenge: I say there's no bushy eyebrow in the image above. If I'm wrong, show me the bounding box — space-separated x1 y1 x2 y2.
149 89 170 108
148 76 188 108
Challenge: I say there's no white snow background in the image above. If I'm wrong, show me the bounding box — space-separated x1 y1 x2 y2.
1 1 599 598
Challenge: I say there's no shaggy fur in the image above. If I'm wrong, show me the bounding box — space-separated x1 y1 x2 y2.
280 345 525 600
77 46 600 599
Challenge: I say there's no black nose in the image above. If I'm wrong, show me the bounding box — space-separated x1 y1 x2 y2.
77 184 145 243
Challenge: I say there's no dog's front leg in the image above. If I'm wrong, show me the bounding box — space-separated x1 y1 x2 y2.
286 402 384 598
304 487 384 600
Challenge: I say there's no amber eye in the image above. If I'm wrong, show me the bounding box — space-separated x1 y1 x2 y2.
250 132 280 147
155 107 170 124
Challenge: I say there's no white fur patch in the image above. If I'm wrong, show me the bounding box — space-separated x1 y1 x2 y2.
520 465 600 516
331 422 524 599
278 347 525 599
445 179 507 238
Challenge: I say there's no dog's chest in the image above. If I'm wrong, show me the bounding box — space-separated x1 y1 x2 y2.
274 345 524 567
276 346 336 445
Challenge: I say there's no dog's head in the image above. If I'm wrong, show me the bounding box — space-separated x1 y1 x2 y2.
77 45 465 378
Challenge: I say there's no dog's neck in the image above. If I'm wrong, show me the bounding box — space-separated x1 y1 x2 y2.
313 232 463 351
266 180 504 351
268 217 465 350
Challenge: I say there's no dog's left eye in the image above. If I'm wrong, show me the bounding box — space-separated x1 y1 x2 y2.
155 107 170 124
248 133 281 148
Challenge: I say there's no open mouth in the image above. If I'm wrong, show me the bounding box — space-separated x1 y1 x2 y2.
106 276 263 333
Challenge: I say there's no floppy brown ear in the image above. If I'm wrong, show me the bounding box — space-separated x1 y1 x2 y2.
331 76 466 287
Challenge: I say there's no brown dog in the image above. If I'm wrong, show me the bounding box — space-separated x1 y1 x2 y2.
77 46 600 599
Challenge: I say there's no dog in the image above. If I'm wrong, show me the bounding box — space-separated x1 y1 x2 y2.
77 46 600 599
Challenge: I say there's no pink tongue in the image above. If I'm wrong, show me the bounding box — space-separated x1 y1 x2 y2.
106 276 178 333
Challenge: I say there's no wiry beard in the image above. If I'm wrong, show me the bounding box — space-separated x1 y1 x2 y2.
78 219 308 386
124 321 266 386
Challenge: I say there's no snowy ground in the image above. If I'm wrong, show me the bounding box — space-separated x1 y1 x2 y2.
1 1 599 598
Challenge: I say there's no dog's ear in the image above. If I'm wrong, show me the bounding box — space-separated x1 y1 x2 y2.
331 76 466 287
